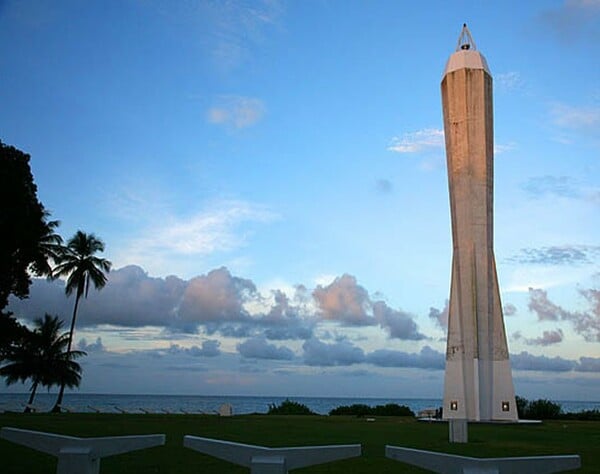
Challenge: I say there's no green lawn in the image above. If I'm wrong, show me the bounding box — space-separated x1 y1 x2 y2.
0 413 595 473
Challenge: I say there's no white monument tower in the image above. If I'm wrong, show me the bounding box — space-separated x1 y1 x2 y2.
441 25 517 422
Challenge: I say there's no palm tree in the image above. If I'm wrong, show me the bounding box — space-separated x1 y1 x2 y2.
0 315 85 412
30 210 64 279
50 231 111 412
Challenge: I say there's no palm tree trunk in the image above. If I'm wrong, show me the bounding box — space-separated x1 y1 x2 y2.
66 293 80 353
51 294 80 413
24 381 39 413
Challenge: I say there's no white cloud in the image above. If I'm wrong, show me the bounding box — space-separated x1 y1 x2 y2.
513 329 565 346
389 127 513 157
494 142 516 154
207 96 266 128
551 103 600 135
150 0 284 72
207 0 284 71
495 72 523 92
388 128 444 153
116 200 275 272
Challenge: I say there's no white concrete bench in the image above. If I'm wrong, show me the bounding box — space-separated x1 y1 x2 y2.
385 445 581 474
1 427 165 474
184 436 361 474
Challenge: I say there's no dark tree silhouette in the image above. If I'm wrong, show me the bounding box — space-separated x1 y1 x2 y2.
0 314 85 412
51 231 111 412
0 312 29 362
0 141 49 310
30 211 64 279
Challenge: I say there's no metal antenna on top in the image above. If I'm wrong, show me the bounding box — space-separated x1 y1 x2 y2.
456 23 477 51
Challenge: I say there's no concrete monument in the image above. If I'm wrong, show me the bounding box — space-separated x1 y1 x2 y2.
0 427 165 474
441 24 517 421
386 446 581 474
184 436 361 474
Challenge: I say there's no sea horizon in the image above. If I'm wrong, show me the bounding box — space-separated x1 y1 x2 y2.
2 393 599 415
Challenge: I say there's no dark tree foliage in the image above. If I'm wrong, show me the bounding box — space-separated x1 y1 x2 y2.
0 141 49 310
515 395 529 418
0 311 30 362
267 399 316 415
329 403 414 417
516 395 562 419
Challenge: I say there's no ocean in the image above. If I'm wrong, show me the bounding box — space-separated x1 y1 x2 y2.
1 393 599 415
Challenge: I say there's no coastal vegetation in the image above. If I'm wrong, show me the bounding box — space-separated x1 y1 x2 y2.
516 395 562 419
515 396 600 420
329 403 414 417
267 399 316 415
0 412 598 473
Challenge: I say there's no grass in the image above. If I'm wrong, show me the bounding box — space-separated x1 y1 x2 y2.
0 413 596 473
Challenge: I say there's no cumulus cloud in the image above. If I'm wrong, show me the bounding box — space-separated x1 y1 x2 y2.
9 265 187 328
313 275 372 325
528 287 599 341
207 96 266 128
366 346 444 370
313 275 424 339
302 338 365 367
167 341 221 357
511 351 576 372
572 287 600 341
528 288 575 321
576 356 600 372
388 128 444 153
503 303 517 316
301 339 443 369
78 337 106 353
237 337 294 360
260 289 315 340
531 329 564 346
372 301 425 340
513 329 564 346
178 267 255 325
429 300 449 330
7 264 324 343
10 266 420 343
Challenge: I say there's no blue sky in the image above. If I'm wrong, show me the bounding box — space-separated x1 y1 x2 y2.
1 0 599 400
